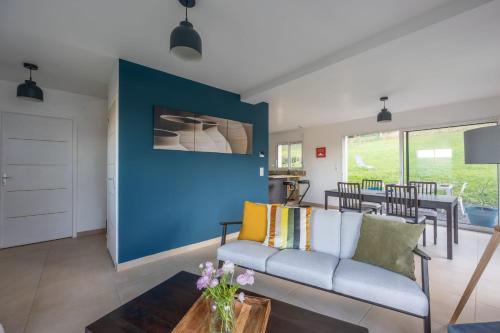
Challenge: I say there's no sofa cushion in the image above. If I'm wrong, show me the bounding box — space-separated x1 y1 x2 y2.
238 201 268 242
353 214 424 280
310 209 341 257
263 206 312 250
340 212 364 259
266 249 339 289
340 212 406 259
332 259 428 316
217 240 278 271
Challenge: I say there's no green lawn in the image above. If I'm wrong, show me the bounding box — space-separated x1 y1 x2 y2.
347 126 499 207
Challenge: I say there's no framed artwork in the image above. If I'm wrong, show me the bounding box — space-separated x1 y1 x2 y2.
153 106 253 155
316 147 326 158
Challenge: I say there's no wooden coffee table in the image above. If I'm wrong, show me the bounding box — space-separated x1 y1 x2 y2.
86 271 368 333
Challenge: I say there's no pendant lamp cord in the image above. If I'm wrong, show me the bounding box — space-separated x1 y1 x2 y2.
185 5 188 22
29 68 32 81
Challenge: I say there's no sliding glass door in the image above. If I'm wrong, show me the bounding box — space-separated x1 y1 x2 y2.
405 123 499 227
346 131 400 185
345 123 499 228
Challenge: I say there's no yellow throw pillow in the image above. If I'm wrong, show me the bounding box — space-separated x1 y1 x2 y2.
238 201 268 242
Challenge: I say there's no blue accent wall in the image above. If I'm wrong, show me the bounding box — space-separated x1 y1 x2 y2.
118 59 269 263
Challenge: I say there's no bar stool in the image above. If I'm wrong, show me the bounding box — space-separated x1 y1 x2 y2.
297 179 311 206
282 180 297 205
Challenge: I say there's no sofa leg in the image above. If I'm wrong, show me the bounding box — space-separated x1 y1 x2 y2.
218 260 223 269
423 316 431 333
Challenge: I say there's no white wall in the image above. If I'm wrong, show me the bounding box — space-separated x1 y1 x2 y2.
106 61 119 264
270 96 500 205
0 79 107 232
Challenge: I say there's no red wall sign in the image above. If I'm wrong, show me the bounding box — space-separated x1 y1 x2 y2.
316 147 326 158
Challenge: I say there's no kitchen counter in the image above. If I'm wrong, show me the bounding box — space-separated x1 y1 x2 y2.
268 175 301 179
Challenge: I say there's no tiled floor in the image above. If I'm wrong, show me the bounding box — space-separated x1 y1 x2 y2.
1 226 499 333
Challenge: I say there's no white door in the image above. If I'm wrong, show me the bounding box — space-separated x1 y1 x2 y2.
107 100 118 264
0 112 73 248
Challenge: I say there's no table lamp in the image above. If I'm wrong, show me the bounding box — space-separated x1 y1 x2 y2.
450 125 500 323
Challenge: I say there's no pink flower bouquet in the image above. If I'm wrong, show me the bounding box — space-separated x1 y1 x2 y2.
196 261 255 332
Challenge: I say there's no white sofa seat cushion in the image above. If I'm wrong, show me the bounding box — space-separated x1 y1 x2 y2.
217 240 278 271
266 249 339 290
333 259 428 316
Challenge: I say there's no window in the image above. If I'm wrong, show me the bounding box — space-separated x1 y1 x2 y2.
277 142 303 169
344 122 499 228
346 131 401 185
406 123 498 223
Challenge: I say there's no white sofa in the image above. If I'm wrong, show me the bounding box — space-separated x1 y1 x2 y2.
217 209 431 333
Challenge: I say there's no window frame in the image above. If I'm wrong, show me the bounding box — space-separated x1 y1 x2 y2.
276 141 303 170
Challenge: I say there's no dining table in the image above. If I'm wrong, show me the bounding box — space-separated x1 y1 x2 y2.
324 188 459 260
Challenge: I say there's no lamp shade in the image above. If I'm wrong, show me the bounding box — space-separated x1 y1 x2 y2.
377 108 392 123
170 20 202 61
464 125 500 164
17 80 44 102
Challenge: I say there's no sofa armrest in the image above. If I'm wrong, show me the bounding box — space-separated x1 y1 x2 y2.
219 221 243 226
414 246 431 317
220 221 242 246
413 247 431 260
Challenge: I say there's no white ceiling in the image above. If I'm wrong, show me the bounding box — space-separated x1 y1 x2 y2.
1 0 499 132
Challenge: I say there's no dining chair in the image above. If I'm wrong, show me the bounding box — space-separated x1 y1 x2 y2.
410 181 439 245
361 179 384 214
338 182 373 213
362 179 384 190
385 184 427 246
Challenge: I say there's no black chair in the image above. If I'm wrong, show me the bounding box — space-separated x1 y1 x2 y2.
297 179 311 207
385 184 427 246
338 182 373 213
361 179 384 214
362 179 384 190
282 180 297 205
410 181 438 245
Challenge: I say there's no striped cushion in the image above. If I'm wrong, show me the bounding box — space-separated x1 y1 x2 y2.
263 206 312 251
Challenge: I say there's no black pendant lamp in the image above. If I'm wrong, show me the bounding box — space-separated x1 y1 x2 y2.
170 0 202 61
17 63 44 102
377 96 392 123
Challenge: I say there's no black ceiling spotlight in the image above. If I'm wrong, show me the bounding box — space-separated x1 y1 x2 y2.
170 0 202 61
17 62 44 102
377 96 392 123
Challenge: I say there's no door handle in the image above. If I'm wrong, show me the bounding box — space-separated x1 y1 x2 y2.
2 173 12 186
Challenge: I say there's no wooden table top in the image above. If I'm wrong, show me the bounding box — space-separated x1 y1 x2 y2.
86 271 368 333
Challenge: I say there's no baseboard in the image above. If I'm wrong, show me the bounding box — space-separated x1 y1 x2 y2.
77 228 106 238
116 232 239 272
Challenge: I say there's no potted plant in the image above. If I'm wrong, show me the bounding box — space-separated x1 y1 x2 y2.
465 181 499 228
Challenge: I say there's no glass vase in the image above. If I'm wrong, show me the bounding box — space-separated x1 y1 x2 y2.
209 300 235 333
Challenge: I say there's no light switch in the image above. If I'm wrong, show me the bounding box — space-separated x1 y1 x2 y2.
259 167 264 177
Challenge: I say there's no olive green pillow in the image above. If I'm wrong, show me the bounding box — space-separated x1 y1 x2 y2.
353 214 425 280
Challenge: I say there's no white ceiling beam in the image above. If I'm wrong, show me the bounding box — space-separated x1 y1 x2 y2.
241 0 493 103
